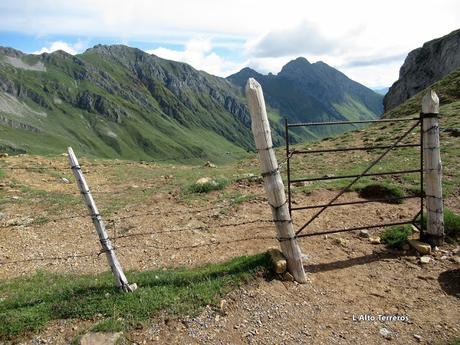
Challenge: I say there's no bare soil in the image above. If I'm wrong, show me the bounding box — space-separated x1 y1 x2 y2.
0 155 459 344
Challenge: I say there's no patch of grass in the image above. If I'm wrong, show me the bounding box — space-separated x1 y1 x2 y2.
0 253 270 340
30 216 49 225
381 225 413 249
90 318 125 333
445 209 460 242
230 193 258 206
355 182 405 203
18 185 80 211
448 338 460 345
374 136 387 142
187 178 229 194
417 208 460 243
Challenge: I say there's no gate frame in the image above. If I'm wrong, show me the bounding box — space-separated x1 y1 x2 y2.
284 116 426 239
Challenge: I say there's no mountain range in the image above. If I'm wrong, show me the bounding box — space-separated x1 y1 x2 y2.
0 45 383 161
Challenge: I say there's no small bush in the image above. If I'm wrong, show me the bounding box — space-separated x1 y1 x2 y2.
356 183 405 203
445 209 460 241
187 178 228 193
417 208 460 243
90 318 125 333
381 225 413 249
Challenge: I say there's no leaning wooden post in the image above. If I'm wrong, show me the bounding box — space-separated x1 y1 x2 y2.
245 78 307 283
67 147 137 292
421 90 444 246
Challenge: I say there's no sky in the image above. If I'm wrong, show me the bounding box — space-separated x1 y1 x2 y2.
0 0 459 89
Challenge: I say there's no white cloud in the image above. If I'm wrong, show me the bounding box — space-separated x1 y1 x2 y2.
341 61 404 89
1 0 459 86
33 40 86 55
147 38 245 77
248 21 340 58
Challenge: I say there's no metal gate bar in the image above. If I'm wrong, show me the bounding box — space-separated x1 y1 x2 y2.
290 169 421 183
291 195 420 211
287 116 419 128
295 220 416 238
292 143 419 154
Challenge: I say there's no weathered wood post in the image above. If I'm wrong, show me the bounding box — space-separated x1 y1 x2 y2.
421 90 444 246
246 78 307 283
67 147 137 292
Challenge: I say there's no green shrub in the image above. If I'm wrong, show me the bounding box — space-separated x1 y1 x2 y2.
187 178 228 193
381 225 413 249
90 318 125 332
417 208 460 243
445 209 460 241
356 183 405 203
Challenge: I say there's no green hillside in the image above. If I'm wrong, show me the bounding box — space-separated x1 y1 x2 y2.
0 46 263 163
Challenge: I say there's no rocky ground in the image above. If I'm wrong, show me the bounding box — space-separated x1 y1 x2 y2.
0 155 459 344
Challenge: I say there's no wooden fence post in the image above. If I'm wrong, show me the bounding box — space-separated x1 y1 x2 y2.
245 78 307 283
421 90 444 246
67 147 137 292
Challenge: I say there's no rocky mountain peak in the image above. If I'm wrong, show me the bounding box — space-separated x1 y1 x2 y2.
384 28 460 111
0 47 24 58
279 57 312 77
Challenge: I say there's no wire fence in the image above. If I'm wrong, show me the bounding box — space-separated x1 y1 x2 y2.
0 154 280 268
0 138 405 270
0 218 279 266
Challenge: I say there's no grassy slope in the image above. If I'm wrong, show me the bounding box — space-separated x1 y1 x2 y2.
0 254 270 340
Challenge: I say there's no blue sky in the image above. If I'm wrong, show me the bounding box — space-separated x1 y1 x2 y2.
0 0 459 88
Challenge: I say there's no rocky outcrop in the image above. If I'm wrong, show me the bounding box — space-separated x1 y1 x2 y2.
384 29 460 111
76 91 126 123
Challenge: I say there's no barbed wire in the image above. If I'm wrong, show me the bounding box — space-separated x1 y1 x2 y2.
0 149 255 169
113 235 276 252
0 196 269 229
0 152 279 268
0 229 277 266
0 252 97 265
110 219 274 240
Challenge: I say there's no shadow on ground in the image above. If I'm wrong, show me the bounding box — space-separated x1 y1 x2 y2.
304 250 408 273
438 268 460 298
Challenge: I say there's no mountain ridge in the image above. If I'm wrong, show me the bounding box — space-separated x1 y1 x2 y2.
0 44 383 160
0 44 260 161
384 28 460 111
227 58 383 138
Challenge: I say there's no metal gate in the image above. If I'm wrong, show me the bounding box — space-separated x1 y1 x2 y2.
284 116 425 239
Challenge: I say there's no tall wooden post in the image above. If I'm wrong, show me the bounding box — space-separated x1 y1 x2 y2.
67 147 137 292
246 78 307 283
421 90 444 246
